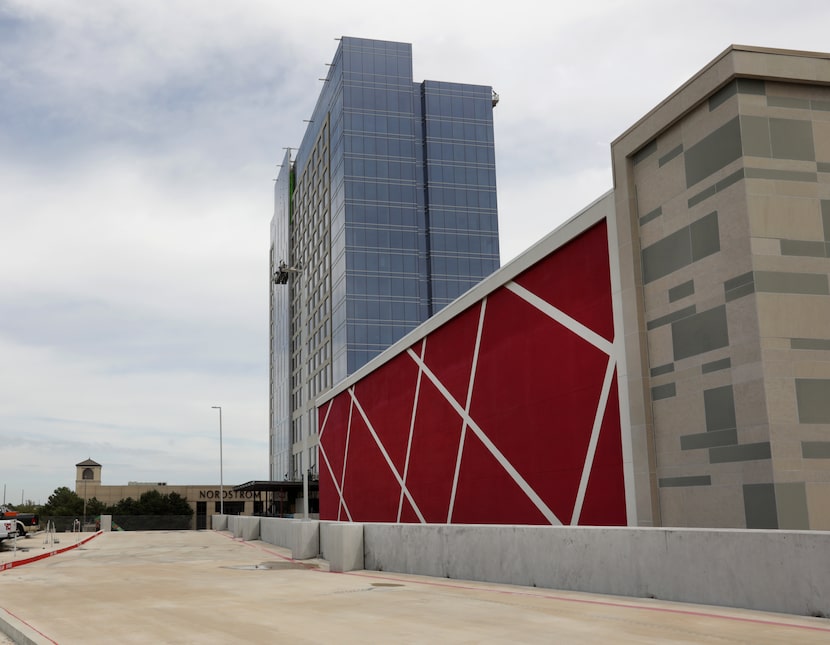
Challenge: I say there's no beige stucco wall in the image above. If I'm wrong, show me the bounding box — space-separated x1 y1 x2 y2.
612 46 830 529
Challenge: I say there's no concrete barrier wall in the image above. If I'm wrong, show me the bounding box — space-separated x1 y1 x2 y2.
260 517 295 548
291 521 320 560
229 516 261 540
362 524 830 617
209 515 829 616
319 522 343 560
234 516 260 541
258 517 320 559
211 515 227 531
321 522 364 573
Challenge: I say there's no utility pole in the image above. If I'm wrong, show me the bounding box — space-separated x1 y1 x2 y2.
211 406 224 515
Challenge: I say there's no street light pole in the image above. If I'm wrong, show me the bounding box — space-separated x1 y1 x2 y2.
211 406 224 515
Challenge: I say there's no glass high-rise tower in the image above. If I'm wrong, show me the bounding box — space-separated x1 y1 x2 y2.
269 37 500 483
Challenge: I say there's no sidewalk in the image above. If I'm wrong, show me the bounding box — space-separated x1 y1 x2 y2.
2 530 829 644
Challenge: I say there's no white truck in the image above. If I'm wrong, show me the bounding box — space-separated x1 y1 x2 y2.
0 506 28 542
1 517 20 542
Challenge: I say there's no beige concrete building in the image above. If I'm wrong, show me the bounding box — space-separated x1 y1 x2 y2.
613 45 830 529
74 459 262 529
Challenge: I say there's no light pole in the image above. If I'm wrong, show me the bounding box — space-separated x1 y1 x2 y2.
273 261 306 516
211 406 224 515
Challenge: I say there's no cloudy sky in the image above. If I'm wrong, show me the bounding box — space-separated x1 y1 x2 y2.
2 0 828 504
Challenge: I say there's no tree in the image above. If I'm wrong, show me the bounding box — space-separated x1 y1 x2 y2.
109 490 193 530
163 492 192 516
40 487 84 517
110 497 140 515
86 497 108 517
5 501 41 513
110 491 193 517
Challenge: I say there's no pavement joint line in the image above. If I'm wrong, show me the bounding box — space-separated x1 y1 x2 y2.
211 531 830 635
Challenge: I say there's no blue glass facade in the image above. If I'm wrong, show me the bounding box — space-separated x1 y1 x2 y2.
270 37 499 481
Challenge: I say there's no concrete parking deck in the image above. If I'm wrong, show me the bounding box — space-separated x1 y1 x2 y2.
2 530 829 644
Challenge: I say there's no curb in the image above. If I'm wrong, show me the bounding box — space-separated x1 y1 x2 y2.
1 532 102 643
0 606 57 645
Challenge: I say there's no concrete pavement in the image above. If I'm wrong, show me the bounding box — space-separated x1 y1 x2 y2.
2 530 829 644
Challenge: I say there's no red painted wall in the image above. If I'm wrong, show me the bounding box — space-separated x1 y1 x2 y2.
318 220 626 525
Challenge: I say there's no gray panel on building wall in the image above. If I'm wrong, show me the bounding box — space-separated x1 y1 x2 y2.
690 211 720 260
709 81 737 111
740 115 771 157
767 96 811 109
704 385 736 431
681 428 738 450
684 117 742 187
737 79 765 95
659 475 712 487
818 162 830 173
754 271 829 295
669 280 695 302
687 170 744 208
724 271 754 292
745 167 818 182
710 442 771 463
802 441 830 458
672 305 729 361
795 378 830 423
822 200 830 241
687 185 718 208
769 118 815 161
642 213 720 284
743 483 778 529
641 227 692 283
702 357 731 373
659 144 684 167
780 239 827 257
650 363 675 377
640 206 662 225
775 482 810 530
633 139 657 164
651 383 677 401
716 168 745 191
814 99 830 111
725 281 755 302
647 305 697 330
792 338 830 351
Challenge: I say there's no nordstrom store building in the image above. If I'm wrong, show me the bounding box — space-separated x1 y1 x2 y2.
74 459 262 530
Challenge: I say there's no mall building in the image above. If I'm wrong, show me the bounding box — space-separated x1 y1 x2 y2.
74 459 264 529
316 45 830 530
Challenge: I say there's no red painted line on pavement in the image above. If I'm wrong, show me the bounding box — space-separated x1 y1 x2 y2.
1 607 59 644
0 531 102 572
